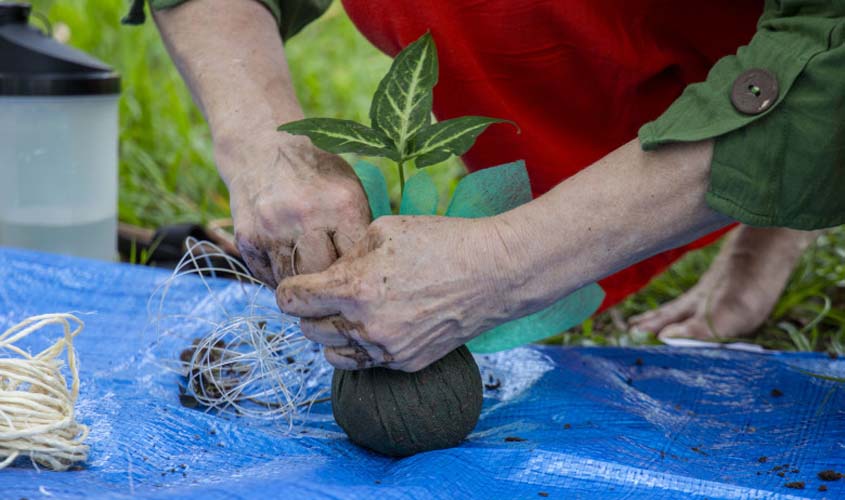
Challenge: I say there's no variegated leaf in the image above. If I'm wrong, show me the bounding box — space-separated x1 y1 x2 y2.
369 32 438 156
278 118 399 160
409 116 514 168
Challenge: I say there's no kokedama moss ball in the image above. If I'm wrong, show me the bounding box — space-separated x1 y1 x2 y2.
331 346 483 457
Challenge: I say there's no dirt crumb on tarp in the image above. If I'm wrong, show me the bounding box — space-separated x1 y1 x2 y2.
504 436 526 442
784 481 804 489
818 469 843 481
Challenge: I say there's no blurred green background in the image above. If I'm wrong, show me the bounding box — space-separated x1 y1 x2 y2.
27 0 845 352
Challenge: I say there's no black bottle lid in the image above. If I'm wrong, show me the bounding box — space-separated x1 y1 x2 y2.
0 2 120 96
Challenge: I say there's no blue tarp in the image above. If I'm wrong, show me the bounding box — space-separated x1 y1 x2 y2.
1 247 844 499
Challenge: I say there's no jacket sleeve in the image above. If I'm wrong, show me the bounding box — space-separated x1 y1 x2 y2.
638 0 845 230
137 0 332 42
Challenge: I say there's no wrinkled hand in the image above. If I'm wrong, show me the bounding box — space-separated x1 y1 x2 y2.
276 216 519 372
219 132 371 286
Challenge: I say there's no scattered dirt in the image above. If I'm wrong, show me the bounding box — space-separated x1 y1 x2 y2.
784 481 804 490
777 472 785 478
690 446 707 456
538 493 549 498
563 423 571 430
773 465 783 472
504 436 527 442
757 456 768 463
819 485 828 492
374 480 382 485
770 388 784 397
634 358 644 366
791 468 799 473
484 374 502 390
818 469 843 481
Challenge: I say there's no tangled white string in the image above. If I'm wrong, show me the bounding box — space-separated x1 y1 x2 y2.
149 238 328 426
0 314 88 471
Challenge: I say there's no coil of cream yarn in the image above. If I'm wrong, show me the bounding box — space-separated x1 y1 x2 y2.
0 313 89 471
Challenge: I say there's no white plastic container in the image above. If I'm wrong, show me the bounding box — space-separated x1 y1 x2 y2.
0 95 119 260
0 2 121 260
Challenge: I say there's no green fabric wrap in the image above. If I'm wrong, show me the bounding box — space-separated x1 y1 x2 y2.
148 0 331 41
639 0 845 230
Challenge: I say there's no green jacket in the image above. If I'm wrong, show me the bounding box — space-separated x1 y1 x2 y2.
136 0 845 230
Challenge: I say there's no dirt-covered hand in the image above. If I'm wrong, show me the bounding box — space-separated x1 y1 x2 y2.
219 132 371 287
275 215 519 372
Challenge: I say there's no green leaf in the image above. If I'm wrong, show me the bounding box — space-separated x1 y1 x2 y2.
467 283 606 353
399 171 439 215
409 116 514 168
369 32 438 156
445 160 532 218
352 161 392 219
278 118 399 160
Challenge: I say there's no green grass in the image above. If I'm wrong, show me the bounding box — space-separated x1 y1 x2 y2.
28 0 845 353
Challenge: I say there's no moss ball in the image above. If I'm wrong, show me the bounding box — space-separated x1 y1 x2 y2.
331 345 483 457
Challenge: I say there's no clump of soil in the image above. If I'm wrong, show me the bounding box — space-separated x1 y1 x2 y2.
770 388 784 397
819 485 828 492
818 469 843 481
757 456 768 463
784 481 804 489
563 423 571 430
504 436 527 442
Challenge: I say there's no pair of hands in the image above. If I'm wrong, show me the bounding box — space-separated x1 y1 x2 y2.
222 134 515 372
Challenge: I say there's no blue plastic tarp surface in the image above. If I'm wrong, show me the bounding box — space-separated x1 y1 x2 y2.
1 247 844 499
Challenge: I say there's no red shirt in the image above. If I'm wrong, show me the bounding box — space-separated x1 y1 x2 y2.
342 0 762 311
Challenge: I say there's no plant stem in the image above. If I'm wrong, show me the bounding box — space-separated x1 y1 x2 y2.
398 159 406 194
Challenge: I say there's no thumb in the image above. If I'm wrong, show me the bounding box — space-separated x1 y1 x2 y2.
276 264 352 318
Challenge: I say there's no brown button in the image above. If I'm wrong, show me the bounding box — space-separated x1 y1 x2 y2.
731 68 779 115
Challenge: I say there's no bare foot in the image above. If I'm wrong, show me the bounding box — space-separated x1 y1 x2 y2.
628 226 820 341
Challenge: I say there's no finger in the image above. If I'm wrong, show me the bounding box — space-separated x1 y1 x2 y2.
324 342 390 370
236 236 275 287
293 230 337 275
658 319 714 341
629 298 695 333
299 315 355 347
276 269 351 318
323 346 367 370
267 244 294 286
333 223 367 258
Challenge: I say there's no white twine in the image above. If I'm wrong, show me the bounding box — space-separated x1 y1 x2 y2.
0 313 88 471
149 238 328 426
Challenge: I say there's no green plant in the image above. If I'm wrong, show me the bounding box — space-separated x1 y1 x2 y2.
278 32 514 194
